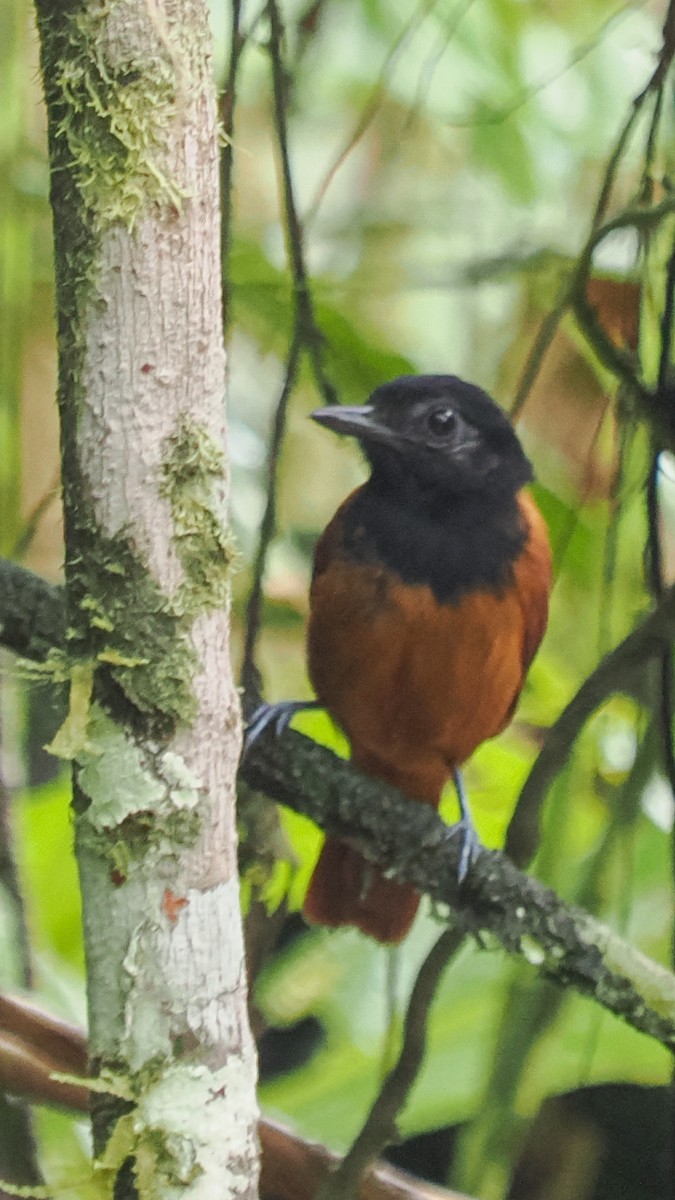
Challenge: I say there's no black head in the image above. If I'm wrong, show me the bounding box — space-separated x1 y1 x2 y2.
310 375 532 499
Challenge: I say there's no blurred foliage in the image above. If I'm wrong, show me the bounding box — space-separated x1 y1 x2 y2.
2 0 675 1196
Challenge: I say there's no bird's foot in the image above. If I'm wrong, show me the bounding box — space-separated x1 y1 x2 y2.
244 700 322 754
450 769 482 883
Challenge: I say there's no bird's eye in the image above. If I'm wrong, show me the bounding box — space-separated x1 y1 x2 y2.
427 407 457 437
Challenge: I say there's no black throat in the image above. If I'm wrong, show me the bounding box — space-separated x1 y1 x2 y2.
340 472 528 604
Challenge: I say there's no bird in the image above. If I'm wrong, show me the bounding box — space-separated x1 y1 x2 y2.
247 374 552 944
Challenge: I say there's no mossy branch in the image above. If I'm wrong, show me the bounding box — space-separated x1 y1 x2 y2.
242 723 675 1051
3 559 675 1049
0 561 66 663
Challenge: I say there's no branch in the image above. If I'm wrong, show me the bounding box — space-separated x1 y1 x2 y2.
241 725 675 1051
219 0 244 331
259 1118 474 1200
266 0 336 403
0 995 475 1200
240 0 338 704
510 55 672 423
506 582 675 864
0 994 89 1114
317 924 468 1200
3 561 675 1046
0 560 65 662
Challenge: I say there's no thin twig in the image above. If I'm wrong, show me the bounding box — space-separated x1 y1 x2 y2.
646 445 674 800
639 85 665 203
599 414 630 657
567 199 675 414
306 0 442 223
240 335 302 707
317 924 468 1200
658 237 675 398
220 0 244 332
510 288 572 421
240 0 338 703
648 239 675 812
445 0 639 132
654 0 675 91
0 698 40 1183
0 765 32 989
509 65 664 423
590 89 650 231
401 0 477 139
267 0 309 307
649 237 675 999
267 0 336 407
11 475 60 563
506 581 675 865
572 290 647 401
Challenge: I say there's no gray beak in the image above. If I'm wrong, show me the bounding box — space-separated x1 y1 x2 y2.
310 405 398 448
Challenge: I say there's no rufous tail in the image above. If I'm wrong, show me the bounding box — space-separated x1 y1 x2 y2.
303 837 419 944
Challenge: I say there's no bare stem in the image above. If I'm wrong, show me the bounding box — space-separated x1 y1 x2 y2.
317 924 468 1200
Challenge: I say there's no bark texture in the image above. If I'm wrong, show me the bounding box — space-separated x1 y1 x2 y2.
33 0 258 1195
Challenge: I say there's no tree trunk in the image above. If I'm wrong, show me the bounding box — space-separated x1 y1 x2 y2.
32 0 259 1195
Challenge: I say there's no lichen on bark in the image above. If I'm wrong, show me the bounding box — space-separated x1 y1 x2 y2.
33 0 259 1192
68 524 200 731
160 416 238 618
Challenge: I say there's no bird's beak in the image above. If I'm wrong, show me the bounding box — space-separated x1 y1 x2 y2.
310 405 397 447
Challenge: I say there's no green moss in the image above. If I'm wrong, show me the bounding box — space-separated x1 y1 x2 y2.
34 0 187 478
161 417 238 616
135 1125 202 1196
97 1063 205 1197
78 782 201 868
63 418 239 731
66 526 197 730
51 0 183 232
34 4 222 736
57 421 240 735
98 802 201 876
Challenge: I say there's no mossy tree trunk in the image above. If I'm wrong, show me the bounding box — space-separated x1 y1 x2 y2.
32 0 259 1195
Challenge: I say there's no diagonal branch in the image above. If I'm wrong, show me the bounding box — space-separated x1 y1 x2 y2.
0 967 474 1200
3 559 675 1048
0 994 475 1199
317 923 468 1200
241 722 675 1051
0 560 66 662
507 582 675 864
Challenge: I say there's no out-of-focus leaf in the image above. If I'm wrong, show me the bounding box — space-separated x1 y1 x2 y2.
15 777 84 973
231 237 415 403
